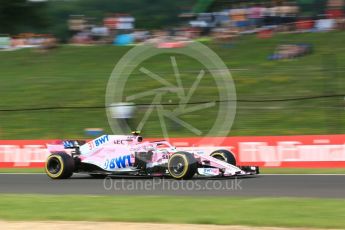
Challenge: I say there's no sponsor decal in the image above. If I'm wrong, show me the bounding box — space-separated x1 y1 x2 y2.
87 135 109 150
114 140 126 145
239 141 345 164
197 168 220 176
0 141 50 167
107 155 132 169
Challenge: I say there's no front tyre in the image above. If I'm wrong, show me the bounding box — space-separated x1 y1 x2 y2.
211 150 259 174
168 152 197 180
210 149 236 165
45 152 75 179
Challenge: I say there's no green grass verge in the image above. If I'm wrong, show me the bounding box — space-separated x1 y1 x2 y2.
0 32 344 139
0 195 344 228
1 167 345 174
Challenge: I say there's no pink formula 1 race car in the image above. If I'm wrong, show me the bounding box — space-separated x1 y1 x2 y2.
45 132 259 180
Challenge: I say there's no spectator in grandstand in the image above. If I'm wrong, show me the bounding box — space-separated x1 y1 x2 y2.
40 35 58 51
279 2 299 31
296 16 314 32
248 3 264 28
212 26 239 47
230 4 249 30
288 2 299 24
70 32 92 45
262 2 272 26
270 2 281 26
326 0 344 19
90 26 110 43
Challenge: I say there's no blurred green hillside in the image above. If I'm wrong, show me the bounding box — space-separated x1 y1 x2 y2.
0 31 344 139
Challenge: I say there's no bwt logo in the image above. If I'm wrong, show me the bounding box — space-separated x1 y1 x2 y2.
95 135 109 147
106 155 132 169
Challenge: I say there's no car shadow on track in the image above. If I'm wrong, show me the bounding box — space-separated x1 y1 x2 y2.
70 174 260 180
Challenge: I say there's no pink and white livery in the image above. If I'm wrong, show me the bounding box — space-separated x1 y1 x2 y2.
45 132 259 179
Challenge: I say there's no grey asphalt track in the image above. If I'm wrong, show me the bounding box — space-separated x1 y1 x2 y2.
0 174 344 198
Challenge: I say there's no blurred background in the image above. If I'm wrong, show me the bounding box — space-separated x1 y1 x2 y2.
0 0 344 139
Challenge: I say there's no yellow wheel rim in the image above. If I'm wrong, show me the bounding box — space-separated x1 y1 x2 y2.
45 155 64 178
168 154 189 179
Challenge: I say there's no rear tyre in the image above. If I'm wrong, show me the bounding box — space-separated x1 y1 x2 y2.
168 152 197 180
210 149 236 165
45 152 75 179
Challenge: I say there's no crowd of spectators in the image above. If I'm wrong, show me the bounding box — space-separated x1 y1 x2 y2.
193 0 345 45
1 0 344 50
226 2 300 29
0 33 57 51
68 14 135 45
63 0 345 48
